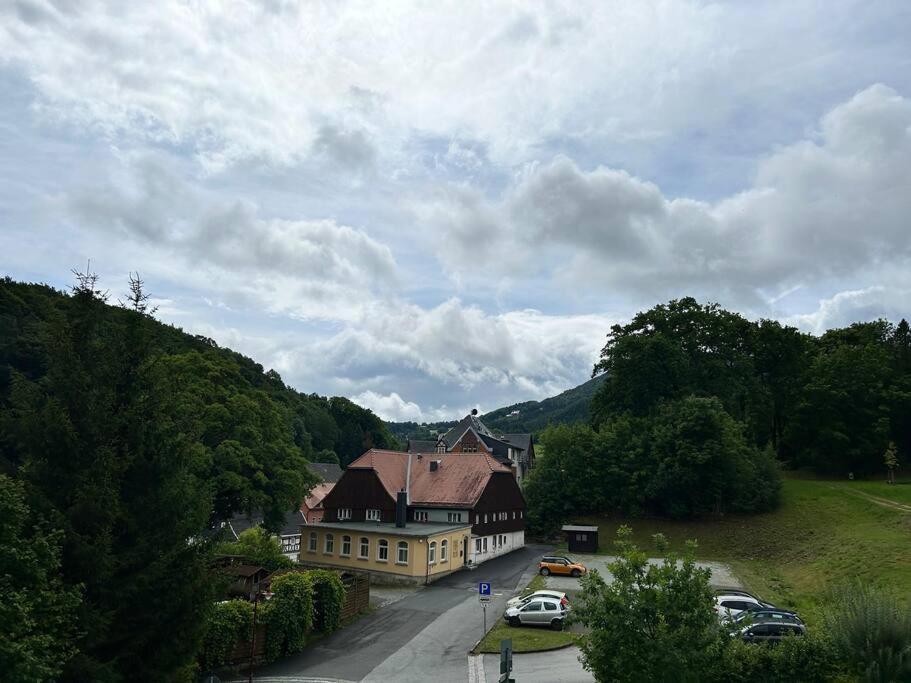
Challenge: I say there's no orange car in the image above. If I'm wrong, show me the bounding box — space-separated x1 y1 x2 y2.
538 555 587 578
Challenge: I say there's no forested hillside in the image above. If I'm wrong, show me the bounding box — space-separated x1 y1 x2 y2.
387 375 606 442
0 275 397 680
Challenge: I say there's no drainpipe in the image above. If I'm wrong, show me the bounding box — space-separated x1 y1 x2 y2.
405 452 412 505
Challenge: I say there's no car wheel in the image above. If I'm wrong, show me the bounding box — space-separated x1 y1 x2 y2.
550 619 564 631
508 616 520 627
571 569 581 578
540 567 550 576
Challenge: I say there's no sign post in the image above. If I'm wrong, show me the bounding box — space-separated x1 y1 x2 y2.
479 582 492 637
499 638 514 683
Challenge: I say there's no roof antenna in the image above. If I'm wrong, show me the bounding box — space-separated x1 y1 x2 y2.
471 408 478 416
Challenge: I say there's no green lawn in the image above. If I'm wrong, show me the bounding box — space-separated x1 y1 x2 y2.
840 479 911 505
473 572 580 654
572 478 911 625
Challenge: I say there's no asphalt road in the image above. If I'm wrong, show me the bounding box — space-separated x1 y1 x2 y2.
243 544 549 682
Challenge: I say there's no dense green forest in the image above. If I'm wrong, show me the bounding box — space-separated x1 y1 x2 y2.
525 298 911 532
0 275 395 680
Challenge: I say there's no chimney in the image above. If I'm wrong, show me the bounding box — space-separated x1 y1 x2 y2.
395 489 407 528
430 460 440 472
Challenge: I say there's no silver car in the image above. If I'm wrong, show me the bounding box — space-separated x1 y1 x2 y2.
504 596 568 630
505 589 567 609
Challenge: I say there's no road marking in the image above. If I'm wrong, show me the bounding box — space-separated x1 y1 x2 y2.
467 653 486 683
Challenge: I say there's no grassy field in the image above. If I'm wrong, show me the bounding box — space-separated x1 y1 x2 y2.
571 477 911 625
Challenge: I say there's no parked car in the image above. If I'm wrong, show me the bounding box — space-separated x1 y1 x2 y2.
732 607 803 625
736 619 806 644
714 593 776 620
504 596 568 630
539 556 587 577
506 589 568 609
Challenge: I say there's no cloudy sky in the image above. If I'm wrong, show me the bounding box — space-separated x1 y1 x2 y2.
2 1 911 422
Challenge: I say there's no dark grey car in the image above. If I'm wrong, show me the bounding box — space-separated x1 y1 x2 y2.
739 620 806 643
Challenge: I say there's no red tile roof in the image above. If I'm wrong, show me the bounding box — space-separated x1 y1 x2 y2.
302 482 335 511
346 449 511 508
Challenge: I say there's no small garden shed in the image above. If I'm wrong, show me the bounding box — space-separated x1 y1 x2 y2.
562 525 598 553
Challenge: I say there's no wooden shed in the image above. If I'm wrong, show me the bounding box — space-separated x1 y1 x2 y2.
562 525 598 553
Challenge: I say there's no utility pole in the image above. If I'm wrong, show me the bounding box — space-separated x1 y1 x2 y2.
248 592 259 683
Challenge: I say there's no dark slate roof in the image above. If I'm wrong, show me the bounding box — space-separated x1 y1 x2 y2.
406 439 439 453
499 434 532 453
441 414 493 446
480 434 523 458
308 462 344 483
228 509 306 539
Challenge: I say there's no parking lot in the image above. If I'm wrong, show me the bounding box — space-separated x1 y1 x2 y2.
540 554 743 592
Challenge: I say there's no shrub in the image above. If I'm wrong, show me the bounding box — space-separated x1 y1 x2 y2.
215 527 293 572
721 633 839 682
310 570 346 632
826 583 911 682
263 572 314 661
199 600 254 671
573 527 727 682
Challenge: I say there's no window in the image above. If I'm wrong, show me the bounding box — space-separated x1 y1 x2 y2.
512 511 516 519
475 538 482 553
414 511 429 522
324 533 334 554
308 531 317 552
377 539 388 561
366 508 381 521
523 601 543 612
429 541 437 564
576 533 587 541
397 541 409 564
483 514 488 524
482 537 488 552
544 602 557 611
447 512 462 523
436 443 446 453
500 535 506 545
337 508 351 520
341 535 351 556
359 537 369 559
440 539 448 562
519 511 523 518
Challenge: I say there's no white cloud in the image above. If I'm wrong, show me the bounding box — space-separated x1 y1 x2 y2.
427 85 911 309
350 390 424 422
786 285 911 335
65 153 398 321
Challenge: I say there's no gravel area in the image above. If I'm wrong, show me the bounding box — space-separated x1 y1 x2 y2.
541 554 743 592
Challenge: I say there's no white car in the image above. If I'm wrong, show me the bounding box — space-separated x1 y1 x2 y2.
506 590 568 609
714 593 773 621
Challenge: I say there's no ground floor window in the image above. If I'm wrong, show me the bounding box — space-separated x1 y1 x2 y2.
308 531 317 552
441 539 448 562
359 537 369 558
475 538 481 553
397 540 409 564
483 537 488 552
342 535 351 556
377 539 389 561
429 541 437 564
324 533 334 554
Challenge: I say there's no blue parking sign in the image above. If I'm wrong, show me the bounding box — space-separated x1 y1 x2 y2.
479 582 491 596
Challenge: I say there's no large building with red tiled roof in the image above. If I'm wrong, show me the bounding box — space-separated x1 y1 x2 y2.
300 449 526 582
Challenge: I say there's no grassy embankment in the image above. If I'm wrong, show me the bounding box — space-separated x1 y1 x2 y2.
474 574 582 654
571 477 911 625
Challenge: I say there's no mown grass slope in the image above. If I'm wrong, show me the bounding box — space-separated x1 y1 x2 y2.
574 478 911 625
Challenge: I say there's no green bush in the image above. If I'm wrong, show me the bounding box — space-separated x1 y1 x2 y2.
826 584 911 682
310 570 346 632
199 600 254 671
263 572 314 661
721 633 839 682
216 527 294 572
